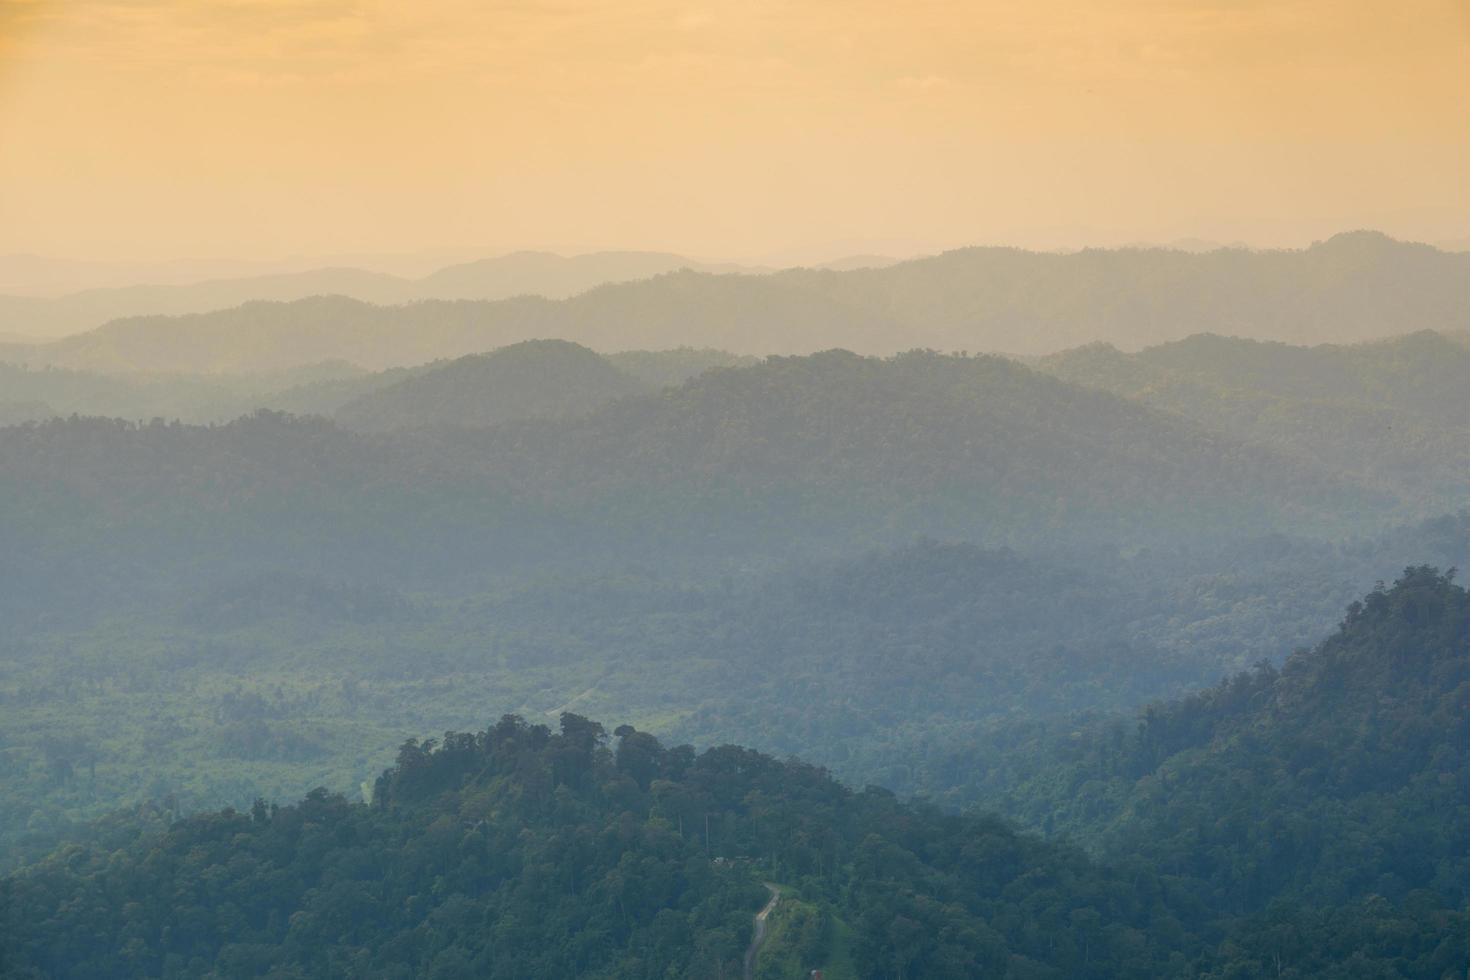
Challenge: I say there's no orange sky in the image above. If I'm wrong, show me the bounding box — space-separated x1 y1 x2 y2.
0 0 1467 262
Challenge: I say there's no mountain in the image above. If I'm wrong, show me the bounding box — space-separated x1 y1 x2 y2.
0 360 375 425
7 706 1468 978
1038 330 1470 508
664 512 1470 792
444 349 1381 551
335 340 652 432
0 348 752 427
5 231 1466 372
972 569 1470 915
0 714 1287 978
603 347 758 388
650 541 1228 777
413 249 757 300
0 251 755 341
0 268 416 339
0 352 1419 887
0 295 509 372
0 352 1383 629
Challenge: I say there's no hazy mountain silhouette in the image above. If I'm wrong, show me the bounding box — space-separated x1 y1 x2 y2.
0 346 754 426
0 251 757 340
3 231 1464 370
335 340 651 432
1039 330 1470 507
0 352 1384 628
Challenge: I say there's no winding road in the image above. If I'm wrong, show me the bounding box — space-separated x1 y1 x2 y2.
743 883 781 980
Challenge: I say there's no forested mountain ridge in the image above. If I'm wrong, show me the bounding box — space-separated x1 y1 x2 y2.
0 714 1212 979
8 703 1470 978
334 340 652 432
973 568 1470 919
0 346 752 426
1038 330 1470 507
8 515 1469 877
0 351 1382 629
4 231 1465 372
447 350 1379 545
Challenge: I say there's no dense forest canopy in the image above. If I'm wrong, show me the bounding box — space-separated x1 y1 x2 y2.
974 568 1470 906
11 577 1470 980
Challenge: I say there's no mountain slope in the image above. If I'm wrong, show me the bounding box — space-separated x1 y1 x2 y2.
0 251 750 340
335 340 651 432
0 714 1230 979
451 350 1382 549
0 351 1388 629
0 268 417 339
1038 330 1470 507
983 568 1470 914
8 706 1470 978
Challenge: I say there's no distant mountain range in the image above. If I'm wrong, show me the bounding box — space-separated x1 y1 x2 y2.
0 250 914 340
1038 329 1470 511
0 250 773 340
0 349 1384 631
0 345 753 427
1 231 1464 370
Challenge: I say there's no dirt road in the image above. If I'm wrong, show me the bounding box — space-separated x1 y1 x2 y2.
743 883 781 980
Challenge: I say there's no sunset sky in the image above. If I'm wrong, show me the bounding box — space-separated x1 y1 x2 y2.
0 0 1466 263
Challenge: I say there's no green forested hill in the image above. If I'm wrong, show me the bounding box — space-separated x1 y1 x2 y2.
7 703 1470 979
969 569 1470 919
0 715 1208 979
5 512 1468 885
